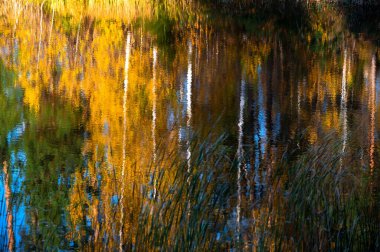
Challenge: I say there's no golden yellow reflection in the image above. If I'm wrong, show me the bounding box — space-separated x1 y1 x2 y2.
0 4 378 250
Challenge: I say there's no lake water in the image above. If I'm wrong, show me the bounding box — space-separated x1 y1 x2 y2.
0 4 379 250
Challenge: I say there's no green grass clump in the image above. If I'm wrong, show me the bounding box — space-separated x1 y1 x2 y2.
134 132 380 251
134 134 235 251
266 133 380 251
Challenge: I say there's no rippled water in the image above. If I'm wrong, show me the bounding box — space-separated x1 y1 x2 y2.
0 5 379 250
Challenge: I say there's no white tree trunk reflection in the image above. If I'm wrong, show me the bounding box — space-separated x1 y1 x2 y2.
236 78 246 242
119 31 131 252
186 42 192 172
369 54 376 175
340 48 348 168
152 46 157 198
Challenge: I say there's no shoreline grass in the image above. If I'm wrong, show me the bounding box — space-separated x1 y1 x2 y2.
129 131 380 250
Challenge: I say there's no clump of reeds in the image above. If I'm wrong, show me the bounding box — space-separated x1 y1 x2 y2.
133 131 380 251
265 132 380 251
134 134 235 251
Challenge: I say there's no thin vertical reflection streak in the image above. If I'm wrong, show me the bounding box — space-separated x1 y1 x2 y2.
297 79 301 124
152 46 157 198
48 5 55 46
74 16 82 63
186 42 192 173
3 161 14 252
254 66 264 200
12 38 19 67
369 55 376 175
340 49 348 164
119 32 131 252
257 66 266 158
37 0 46 67
179 40 192 224
236 78 246 242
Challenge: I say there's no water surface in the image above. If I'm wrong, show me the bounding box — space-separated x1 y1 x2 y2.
0 5 379 250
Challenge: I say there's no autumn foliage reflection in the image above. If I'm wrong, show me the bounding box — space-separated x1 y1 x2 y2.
0 4 379 250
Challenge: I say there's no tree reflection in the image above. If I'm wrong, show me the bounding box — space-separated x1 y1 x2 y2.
0 4 378 250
